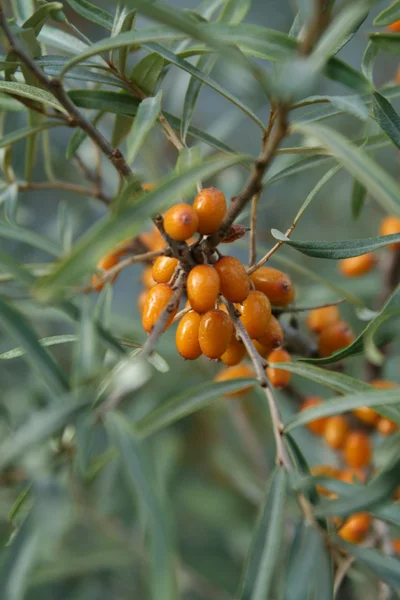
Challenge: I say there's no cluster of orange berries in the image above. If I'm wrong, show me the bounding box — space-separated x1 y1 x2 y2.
338 215 400 278
306 304 354 357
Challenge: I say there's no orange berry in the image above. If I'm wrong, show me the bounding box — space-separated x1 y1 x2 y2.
338 513 371 544
175 311 202 360
198 309 234 359
338 253 376 278
240 291 272 339
306 305 341 334
163 203 199 241
256 316 284 354
339 468 366 484
138 289 149 314
193 186 227 234
186 265 220 313
370 379 399 390
252 339 269 357
266 348 291 388
92 252 119 291
141 283 177 333
213 256 250 303
343 432 372 469
221 335 246 366
300 397 328 436
379 216 400 250
142 266 157 289
377 417 398 436
152 256 178 283
140 228 166 251
323 416 349 450
392 539 400 555
249 266 295 306
387 20 400 33
353 406 379 426
141 182 154 191
214 364 254 397
318 321 355 357
311 465 341 497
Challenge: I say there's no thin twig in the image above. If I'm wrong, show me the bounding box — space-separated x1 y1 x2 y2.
18 181 111 204
248 191 260 267
247 220 297 275
273 298 345 315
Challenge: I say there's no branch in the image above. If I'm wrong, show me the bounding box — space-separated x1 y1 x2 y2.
18 181 111 204
248 191 260 267
273 298 345 315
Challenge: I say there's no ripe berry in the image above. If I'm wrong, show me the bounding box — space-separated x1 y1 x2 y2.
138 289 149 314
221 335 246 366
266 348 291 388
152 256 178 283
377 417 398 436
256 316 284 355
300 397 328 436
213 256 250 303
392 539 400 555
141 283 177 333
198 309 234 359
163 203 199 241
318 321 355 357
353 406 379 426
371 379 399 390
92 252 119 291
387 20 400 33
338 513 371 544
338 253 376 278
240 291 272 339
193 187 227 234
186 265 220 313
142 266 157 289
379 215 400 250
323 415 349 450
252 339 269 357
215 364 255 397
311 465 341 497
343 431 372 469
306 305 340 334
176 311 202 360
140 227 165 251
249 266 295 306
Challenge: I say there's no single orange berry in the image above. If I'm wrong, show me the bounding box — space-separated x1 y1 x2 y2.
92 252 119 291
311 465 341 497
338 513 371 544
306 305 341 334
142 266 157 289
249 266 295 306
186 265 220 313
240 291 272 339
214 364 254 397
387 20 400 33
221 335 246 366
175 311 202 360
370 379 399 390
163 203 199 241
392 539 400 555
338 253 376 278
152 256 178 284
193 187 227 234
140 228 166 251
141 283 177 333
353 406 379 426
343 431 372 469
318 321 355 357
396 66 400 85
256 316 284 355
300 397 328 436
198 309 234 359
377 417 398 436
138 289 149 314
266 348 291 388
213 256 250 303
339 468 366 484
323 415 349 450
379 216 400 250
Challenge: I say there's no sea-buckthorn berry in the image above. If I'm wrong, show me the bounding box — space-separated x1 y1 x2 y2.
338 513 371 544
187 265 220 313
266 349 291 388
323 416 349 450
387 20 400 33
371 379 399 390
221 335 246 366
249 266 295 306
379 216 400 250
142 266 157 289
318 320 355 357
176 311 202 360
353 406 379 426
152 256 178 284
213 256 250 303
306 305 341 334
240 291 272 339
141 283 176 333
140 227 166 251
300 397 328 436
92 252 119 291
163 203 199 241
343 431 372 469
198 309 234 359
215 364 254 397
256 316 284 354
338 253 376 278
339 468 366 484
392 539 400 555
193 186 227 234
377 417 398 436
252 339 269 357
311 465 341 497
138 289 149 315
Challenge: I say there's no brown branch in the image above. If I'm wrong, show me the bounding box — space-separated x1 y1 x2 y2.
248 191 260 267
299 0 330 55
18 181 111 204
247 219 297 275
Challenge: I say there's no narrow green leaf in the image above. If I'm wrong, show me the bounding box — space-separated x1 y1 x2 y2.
338 543 400 588
369 32 400 55
0 251 36 286
129 53 165 95
298 95 369 121
181 54 217 143
65 0 114 29
284 525 324 600
0 221 61 256
374 0 400 27
0 335 77 360
217 0 251 24
351 179 367 220
39 25 101 59
372 91 400 149
361 40 379 84
22 2 64 35
0 515 38 600
126 91 162 164
314 544 334 600
115 9 136 75
0 81 67 113
0 122 61 149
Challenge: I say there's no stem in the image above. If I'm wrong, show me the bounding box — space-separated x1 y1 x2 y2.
273 298 345 315
18 181 111 204
248 191 260 267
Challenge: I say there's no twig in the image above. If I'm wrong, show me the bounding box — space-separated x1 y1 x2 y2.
247 220 297 275
281 321 318 358
172 307 191 324
273 298 345 315
18 181 111 204
248 191 260 267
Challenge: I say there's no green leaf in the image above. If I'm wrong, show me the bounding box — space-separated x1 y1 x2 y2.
129 53 165 95
338 543 400 588
284 525 324 600
0 334 77 360
0 515 38 600
181 54 217 143
238 468 287 600
135 379 256 439
351 179 367 220
39 25 101 59
114 9 137 75
0 121 62 150
0 221 61 256
0 94 26 111
314 544 334 600
126 91 162 164
374 0 400 27
217 0 251 24
361 40 379 84
22 2 64 35
0 81 67 113
292 122 400 217
372 91 400 150
369 32 400 55
0 297 69 394
33 153 251 303
0 251 36 286
65 0 114 29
